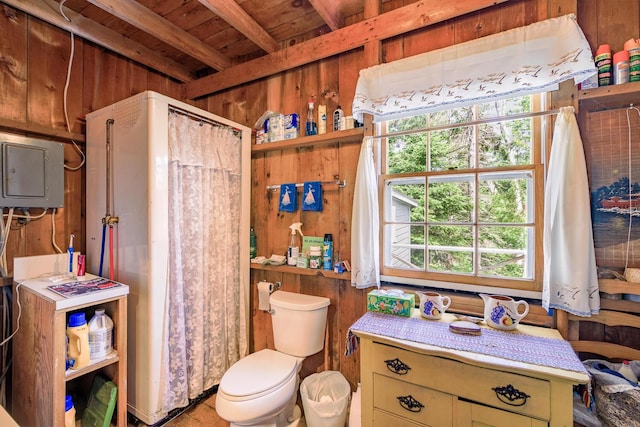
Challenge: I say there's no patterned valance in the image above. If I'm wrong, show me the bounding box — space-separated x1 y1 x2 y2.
352 14 596 123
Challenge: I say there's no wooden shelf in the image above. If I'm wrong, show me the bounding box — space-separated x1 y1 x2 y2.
599 278 640 296
250 263 351 280
251 127 364 153
578 81 640 112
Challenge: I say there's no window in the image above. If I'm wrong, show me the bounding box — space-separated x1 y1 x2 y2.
378 95 547 294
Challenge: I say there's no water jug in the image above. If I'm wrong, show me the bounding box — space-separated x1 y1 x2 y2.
88 309 114 359
67 312 90 369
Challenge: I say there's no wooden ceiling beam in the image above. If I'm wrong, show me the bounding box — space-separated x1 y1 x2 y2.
185 0 512 99
198 0 279 53
85 0 232 71
4 0 195 82
308 0 345 31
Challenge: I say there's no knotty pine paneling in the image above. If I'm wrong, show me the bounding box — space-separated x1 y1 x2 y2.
0 5 181 275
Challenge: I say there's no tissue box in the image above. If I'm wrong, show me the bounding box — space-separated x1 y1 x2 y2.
367 290 415 317
283 114 300 140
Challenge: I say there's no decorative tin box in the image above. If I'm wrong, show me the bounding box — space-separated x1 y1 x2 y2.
367 289 415 317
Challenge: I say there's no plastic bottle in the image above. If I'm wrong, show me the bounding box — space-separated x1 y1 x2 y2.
613 50 630 85
333 106 344 131
318 104 327 135
323 233 333 270
625 38 640 82
306 99 317 136
65 395 76 427
67 312 90 370
595 44 612 87
287 222 304 266
618 360 638 383
250 226 257 259
88 309 114 359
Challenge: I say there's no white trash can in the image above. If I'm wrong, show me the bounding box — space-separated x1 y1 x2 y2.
300 371 351 427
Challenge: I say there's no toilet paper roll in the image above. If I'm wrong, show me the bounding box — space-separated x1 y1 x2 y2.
257 281 274 311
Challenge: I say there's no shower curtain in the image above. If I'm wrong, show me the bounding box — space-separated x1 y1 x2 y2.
160 112 246 411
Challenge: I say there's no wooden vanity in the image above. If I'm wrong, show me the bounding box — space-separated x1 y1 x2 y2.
352 311 589 427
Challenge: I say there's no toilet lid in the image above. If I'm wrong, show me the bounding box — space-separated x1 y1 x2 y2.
219 349 298 398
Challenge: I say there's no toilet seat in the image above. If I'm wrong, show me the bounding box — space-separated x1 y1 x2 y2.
219 349 298 401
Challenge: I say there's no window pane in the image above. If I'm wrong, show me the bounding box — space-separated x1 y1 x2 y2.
428 175 474 222
386 115 427 133
429 126 474 171
478 226 531 279
478 96 531 119
385 224 425 270
387 179 425 222
427 225 473 273
478 118 532 167
478 173 532 224
429 106 473 126
388 133 427 173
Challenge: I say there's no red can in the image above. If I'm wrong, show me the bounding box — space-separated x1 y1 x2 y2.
77 254 86 277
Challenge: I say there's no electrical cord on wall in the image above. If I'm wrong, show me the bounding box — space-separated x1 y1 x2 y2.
51 208 64 254
59 0 85 171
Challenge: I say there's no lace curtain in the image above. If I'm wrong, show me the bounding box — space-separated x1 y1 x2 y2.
543 107 600 316
161 112 247 411
352 14 596 123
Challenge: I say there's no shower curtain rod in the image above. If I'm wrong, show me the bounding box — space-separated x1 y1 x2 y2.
371 107 563 139
266 179 347 191
169 106 243 136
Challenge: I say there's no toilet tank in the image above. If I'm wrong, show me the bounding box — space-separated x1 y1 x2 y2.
270 291 330 357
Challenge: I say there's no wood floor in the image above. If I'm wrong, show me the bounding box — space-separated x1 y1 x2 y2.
127 393 229 427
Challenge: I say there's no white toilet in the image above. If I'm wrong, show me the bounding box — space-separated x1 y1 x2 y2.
216 290 330 427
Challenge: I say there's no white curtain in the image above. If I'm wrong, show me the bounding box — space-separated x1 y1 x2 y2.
353 14 596 123
543 107 600 317
351 137 380 289
161 112 247 411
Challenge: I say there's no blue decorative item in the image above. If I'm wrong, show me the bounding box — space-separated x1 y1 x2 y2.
279 184 298 212
302 182 323 211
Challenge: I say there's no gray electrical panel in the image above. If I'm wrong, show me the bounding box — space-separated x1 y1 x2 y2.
0 132 64 208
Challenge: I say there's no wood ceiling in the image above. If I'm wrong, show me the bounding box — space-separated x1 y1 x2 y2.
5 0 510 99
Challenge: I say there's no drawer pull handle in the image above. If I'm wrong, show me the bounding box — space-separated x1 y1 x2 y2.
492 384 530 406
384 358 411 375
397 394 424 413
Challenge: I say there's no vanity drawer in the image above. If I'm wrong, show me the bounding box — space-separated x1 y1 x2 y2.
373 374 453 426
372 341 550 420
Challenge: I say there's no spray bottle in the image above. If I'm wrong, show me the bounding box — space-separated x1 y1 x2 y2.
287 223 304 266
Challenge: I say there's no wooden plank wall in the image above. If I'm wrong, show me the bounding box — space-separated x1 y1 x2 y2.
198 0 570 389
0 4 181 269
3 0 638 394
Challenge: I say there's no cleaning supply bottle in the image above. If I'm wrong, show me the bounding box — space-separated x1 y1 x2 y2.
88 309 114 359
250 226 257 259
306 99 317 136
323 233 333 270
618 360 638 383
333 105 344 131
318 104 327 134
287 222 304 266
65 395 76 427
67 312 90 370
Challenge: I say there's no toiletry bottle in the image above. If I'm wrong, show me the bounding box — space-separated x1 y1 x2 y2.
65 395 76 427
250 226 257 259
618 360 638 383
306 99 317 136
318 104 327 134
333 106 344 132
323 233 333 270
67 312 90 370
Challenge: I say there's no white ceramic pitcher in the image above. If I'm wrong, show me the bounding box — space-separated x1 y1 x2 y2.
480 294 529 331
417 291 451 320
